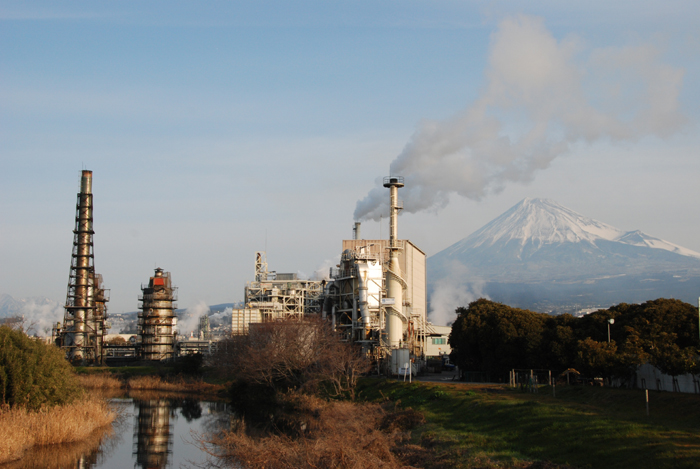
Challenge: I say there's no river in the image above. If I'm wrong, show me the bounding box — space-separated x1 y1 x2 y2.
2 393 231 469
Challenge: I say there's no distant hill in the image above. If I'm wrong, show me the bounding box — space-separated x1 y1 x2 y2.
427 198 700 314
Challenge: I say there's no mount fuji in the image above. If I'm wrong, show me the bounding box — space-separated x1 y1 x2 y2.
427 199 700 313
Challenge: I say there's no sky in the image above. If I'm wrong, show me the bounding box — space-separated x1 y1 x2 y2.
2 0 699 319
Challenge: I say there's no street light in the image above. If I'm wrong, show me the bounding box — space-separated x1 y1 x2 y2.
607 318 615 343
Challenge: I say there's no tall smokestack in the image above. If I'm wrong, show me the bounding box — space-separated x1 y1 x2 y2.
383 176 405 348
60 170 108 364
353 222 361 240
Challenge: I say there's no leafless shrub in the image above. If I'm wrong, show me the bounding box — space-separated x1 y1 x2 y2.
210 317 371 399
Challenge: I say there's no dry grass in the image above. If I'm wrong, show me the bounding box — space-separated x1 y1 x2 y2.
127 375 224 394
77 373 124 389
0 399 116 464
207 393 420 469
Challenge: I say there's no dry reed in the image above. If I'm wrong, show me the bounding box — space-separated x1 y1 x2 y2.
77 373 124 389
127 375 223 394
0 398 116 464
208 394 411 469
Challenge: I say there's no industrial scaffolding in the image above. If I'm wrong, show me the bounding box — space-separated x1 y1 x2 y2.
138 268 178 361
245 251 324 319
58 170 109 365
237 252 323 327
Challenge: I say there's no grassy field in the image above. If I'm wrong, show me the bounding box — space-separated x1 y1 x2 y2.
356 379 700 469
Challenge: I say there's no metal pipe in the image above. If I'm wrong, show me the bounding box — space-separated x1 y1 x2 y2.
382 176 405 348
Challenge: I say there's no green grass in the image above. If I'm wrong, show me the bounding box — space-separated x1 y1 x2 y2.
357 379 700 468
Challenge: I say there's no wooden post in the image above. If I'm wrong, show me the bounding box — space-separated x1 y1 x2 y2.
645 389 649 417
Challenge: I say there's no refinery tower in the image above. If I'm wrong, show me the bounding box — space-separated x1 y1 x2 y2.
58 170 109 364
138 268 177 361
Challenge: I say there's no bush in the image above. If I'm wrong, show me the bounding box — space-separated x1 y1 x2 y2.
212 318 371 405
0 326 82 409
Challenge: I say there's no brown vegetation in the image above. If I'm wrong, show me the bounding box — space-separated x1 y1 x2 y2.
76 373 123 389
207 392 423 469
126 375 223 394
212 318 371 399
0 398 116 464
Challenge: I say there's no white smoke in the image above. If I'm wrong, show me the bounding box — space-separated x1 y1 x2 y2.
354 15 686 221
209 307 233 331
311 254 341 281
18 298 64 337
176 300 210 336
428 261 488 326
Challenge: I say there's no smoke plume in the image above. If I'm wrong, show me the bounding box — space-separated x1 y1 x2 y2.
18 298 64 336
428 261 487 326
177 300 210 336
354 15 686 221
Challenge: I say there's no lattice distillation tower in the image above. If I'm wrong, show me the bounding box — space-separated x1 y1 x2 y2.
61 170 109 364
138 268 177 361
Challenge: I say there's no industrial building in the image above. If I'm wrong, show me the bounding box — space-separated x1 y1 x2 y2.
54 171 440 372
229 176 436 375
231 251 324 334
322 176 432 374
56 170 110 365
138 268 177 361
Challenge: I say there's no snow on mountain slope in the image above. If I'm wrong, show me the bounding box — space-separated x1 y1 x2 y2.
615 230 700 259
426 198 700 316
442 198 700 260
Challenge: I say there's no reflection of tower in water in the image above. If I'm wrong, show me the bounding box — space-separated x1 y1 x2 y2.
134 399 173 469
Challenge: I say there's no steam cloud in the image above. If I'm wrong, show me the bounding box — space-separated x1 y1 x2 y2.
177 300 211 336
354 15 686 221
18 298 64 336
428 261 488 326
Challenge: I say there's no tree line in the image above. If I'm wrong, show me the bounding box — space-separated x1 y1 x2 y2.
448 298 700 383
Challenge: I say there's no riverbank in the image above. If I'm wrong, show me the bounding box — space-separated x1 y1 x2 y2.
0 398 116 465
76 371 226 395
356 378 700 468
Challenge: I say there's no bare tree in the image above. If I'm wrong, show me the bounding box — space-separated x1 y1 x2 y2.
210 318 371 399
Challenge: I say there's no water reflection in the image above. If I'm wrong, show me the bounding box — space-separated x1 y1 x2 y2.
2 394 229 469
134 398 173 469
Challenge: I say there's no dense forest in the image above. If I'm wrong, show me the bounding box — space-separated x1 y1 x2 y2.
449 298 700 382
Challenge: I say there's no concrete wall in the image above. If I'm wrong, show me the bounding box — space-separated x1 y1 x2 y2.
636 363 700 394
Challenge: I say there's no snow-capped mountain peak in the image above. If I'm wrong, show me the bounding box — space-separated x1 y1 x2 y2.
467 198 623 247
427 198 700 316
445 198 700 259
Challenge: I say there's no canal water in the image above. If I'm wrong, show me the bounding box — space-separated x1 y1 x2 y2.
4 394 231 469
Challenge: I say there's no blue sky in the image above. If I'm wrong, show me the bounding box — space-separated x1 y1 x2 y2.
2 0 699 316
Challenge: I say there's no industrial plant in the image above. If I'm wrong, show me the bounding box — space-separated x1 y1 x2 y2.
54 170 450 371
230 176 450 374
138 268 178 361
54 170 110 365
